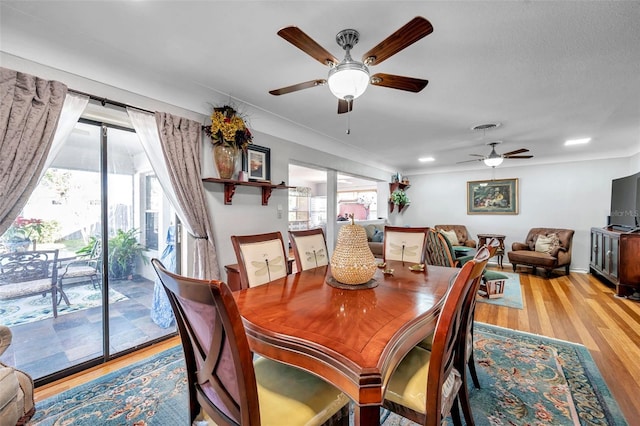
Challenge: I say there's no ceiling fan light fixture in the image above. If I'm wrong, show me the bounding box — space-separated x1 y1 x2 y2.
328 61 370 100
483 156 504 167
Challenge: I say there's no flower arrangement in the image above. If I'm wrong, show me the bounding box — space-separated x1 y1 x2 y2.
203 105 252 150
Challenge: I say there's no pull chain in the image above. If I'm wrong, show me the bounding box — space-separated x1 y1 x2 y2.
346 111 351 134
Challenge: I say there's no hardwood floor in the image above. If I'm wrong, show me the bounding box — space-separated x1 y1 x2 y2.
35 269 640 422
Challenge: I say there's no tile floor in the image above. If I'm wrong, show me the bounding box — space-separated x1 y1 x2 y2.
0 277 176 381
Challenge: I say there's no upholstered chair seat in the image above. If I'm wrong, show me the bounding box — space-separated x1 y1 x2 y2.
253 357 349 425
385 346 463 417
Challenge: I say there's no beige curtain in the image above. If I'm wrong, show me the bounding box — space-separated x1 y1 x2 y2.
0 67 68 235
155 112 220 280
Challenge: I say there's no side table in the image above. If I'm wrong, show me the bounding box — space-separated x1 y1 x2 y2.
477 234 506 268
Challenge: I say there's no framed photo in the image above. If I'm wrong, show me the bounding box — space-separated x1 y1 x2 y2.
467 178 519 215
242 145 270 182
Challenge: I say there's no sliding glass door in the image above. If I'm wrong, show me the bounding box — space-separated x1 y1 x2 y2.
0 111 177 384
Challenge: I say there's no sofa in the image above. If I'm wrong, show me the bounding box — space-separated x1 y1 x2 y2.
363 223 385 258
0 326 35 426
507 227 575 276
434 225 477 248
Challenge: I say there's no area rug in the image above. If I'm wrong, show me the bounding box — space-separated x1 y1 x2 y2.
0 284 127 327
476 271 523 309
31 323 627 426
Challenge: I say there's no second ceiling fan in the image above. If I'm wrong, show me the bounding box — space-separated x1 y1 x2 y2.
458 142 534 167
269 16 433 114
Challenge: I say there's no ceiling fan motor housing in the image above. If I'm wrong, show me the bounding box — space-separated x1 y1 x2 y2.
336 29 360 51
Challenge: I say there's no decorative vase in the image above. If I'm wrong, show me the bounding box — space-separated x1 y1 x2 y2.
330 216 377 285
213 144 239 179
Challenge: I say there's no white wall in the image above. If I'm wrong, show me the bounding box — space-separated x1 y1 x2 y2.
402 157 630 272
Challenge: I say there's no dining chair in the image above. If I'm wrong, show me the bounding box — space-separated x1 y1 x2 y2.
418 238 501 396
289 228 329 272
383 226 430 264
230 232 289 289
151 259 350 426
424 229 474 268
455 239 501 425
383 246 490 426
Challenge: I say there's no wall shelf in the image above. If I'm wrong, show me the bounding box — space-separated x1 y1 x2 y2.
389 182 411 213
202 178 292 205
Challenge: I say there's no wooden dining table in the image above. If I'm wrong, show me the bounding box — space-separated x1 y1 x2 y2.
233 260 457 425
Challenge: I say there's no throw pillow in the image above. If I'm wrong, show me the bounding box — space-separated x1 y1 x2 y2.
441 229 459 246
364 225 377 241
372 229 384 243
534 233 560 254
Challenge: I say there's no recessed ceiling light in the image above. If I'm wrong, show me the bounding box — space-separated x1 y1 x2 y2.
418 157 435 162
565 137 591 146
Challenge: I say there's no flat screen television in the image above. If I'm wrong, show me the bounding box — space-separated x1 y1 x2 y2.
610 172 640 230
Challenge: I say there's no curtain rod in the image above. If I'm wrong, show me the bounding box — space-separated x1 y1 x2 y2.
68 88 154 115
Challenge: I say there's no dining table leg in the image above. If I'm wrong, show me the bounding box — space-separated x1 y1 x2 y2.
354 404 381 425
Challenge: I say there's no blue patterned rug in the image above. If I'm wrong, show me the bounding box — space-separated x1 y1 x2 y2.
476 271 523 309
0 284 127 327
31 323 627 425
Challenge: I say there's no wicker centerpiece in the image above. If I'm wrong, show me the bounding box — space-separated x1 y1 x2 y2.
329 215 377 287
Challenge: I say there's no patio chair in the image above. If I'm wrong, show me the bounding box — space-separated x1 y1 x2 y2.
58 238 102 292
0 250 63 318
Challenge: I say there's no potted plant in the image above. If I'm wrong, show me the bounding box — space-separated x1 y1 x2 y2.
390 189 410 206
106 229 147 279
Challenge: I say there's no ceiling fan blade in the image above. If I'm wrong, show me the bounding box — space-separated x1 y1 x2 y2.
269 79 327 96
361 16 434 66
457 158 483 164
504 155 534 159
337 99 353 114
370 73 428 92
502 148 529 156
277 26 339 66
469 154 485 157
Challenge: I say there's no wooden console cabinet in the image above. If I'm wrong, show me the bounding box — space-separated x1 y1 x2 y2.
590 227 640 297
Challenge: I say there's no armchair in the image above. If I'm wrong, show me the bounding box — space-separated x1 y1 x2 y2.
0 326 35 425
434 225 477 248
507 227 574 276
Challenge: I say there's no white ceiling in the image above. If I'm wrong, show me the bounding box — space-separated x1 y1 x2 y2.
2 1 639 174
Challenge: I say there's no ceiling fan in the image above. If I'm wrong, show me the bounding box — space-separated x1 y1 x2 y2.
269 16 433 114
458 142 534 167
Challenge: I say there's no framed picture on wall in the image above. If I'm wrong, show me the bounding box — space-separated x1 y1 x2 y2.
242 144 271 182
467 178 519 214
